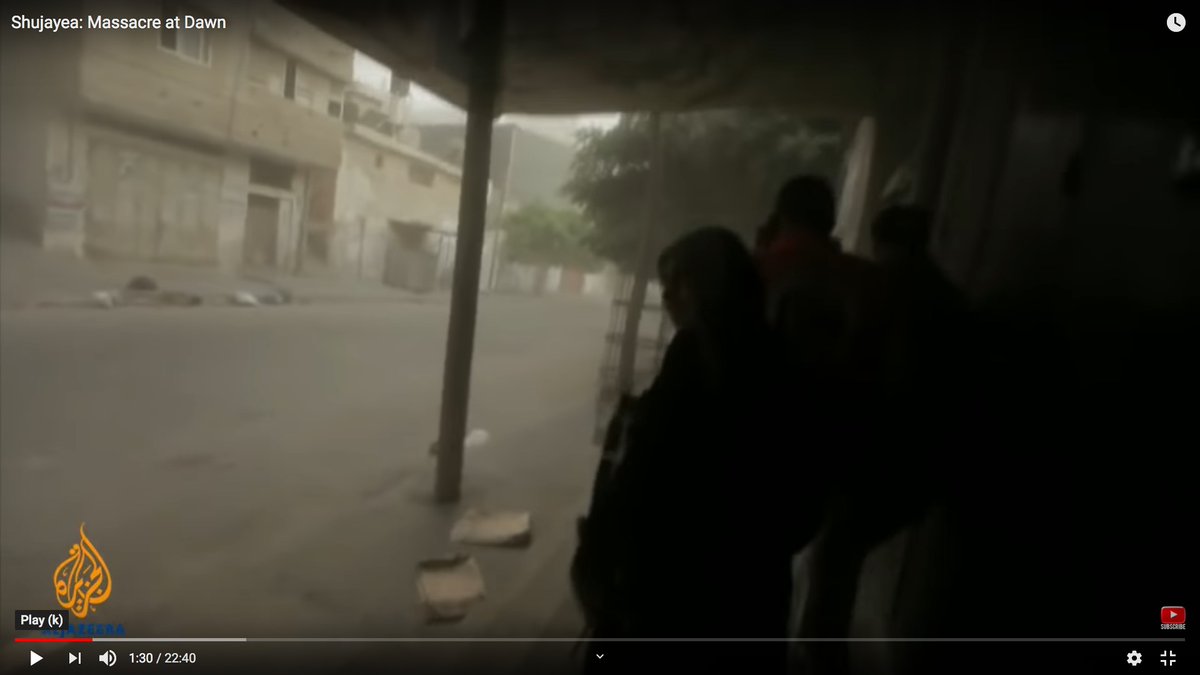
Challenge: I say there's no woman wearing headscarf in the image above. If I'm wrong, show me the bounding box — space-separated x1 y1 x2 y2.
575 226 819 673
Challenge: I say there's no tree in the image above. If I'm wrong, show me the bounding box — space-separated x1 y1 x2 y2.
501 202 599 270
564 112 847 270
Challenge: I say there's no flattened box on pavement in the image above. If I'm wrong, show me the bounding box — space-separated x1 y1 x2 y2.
416 554 486 622
449 509 533 548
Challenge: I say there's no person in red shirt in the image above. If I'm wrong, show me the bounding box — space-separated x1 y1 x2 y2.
756 175 882 380
757 176 896 674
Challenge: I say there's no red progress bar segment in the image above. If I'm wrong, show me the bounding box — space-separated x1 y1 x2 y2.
14 638 93 643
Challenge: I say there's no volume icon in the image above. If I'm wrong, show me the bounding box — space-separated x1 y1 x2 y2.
99 650 117 667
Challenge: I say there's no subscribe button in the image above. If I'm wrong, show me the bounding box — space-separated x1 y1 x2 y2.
15 610 70 631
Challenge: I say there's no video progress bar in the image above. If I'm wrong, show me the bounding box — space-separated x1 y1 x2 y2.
64 637 1188 644
15 634 248 638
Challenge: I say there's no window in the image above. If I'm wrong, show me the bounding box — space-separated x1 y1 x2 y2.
328 89 345 119
160 2 212 64
284 59 297 100
409 163 435 187
249 159 294 190
390 220 428 249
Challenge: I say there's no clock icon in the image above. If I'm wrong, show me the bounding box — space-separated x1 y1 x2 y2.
1167 13 1186 32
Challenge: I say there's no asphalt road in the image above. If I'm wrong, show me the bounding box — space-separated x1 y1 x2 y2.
0 296 607 672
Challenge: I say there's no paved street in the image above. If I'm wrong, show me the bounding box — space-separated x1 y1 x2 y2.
0 296 606 672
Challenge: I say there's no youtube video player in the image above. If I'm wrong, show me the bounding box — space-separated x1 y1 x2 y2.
2 0 1192 673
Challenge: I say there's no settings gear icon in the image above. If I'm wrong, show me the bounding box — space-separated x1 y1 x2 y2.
1127 650 1143 666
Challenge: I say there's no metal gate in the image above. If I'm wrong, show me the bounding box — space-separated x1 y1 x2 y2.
592 274 674 444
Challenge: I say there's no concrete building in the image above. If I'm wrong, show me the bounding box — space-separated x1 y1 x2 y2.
300 80 480 291
2 1 353 272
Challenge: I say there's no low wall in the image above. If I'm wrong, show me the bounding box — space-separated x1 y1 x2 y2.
496 262 616 298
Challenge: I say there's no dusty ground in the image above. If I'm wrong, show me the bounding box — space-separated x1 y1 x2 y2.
0 296 606 673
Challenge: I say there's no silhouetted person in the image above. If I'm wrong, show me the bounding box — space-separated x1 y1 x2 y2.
754 181 899 675
757 175 879 384
574 226 810 674
871 205 969 417
863 206 974 530
797 208 973 675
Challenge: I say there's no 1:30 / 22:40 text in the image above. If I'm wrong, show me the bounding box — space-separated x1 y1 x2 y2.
128 653 198 665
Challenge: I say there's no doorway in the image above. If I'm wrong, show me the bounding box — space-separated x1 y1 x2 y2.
243 194 280 267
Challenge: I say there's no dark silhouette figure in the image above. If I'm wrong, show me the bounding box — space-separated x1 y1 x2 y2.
753 180 881 675
795 206 975 675
871 205 970 440
573 226 812 673
757 175 879 384
861 207 973 539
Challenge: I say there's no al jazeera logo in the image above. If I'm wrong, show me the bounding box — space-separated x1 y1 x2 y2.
44 524 126 637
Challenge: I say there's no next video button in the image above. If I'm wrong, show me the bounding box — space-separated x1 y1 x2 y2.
15 610 69 631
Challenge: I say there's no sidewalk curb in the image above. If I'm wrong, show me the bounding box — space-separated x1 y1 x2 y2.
240 273 438 307
0 294 442 311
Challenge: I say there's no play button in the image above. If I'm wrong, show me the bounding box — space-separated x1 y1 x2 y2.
29 651 43 666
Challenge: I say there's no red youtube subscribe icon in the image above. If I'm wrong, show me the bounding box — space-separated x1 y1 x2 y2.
1161 606 1186 629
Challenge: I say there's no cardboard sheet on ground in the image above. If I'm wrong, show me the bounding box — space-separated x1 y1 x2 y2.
416 554 486 622
450 509 533 547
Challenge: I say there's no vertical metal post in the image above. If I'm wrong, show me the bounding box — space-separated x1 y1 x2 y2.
435 1 504 503
615 112 664 395
487 125 518 290
357 217 367 279
293 168 312 275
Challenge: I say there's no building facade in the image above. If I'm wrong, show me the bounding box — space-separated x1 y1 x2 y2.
7 0 353 272
301 81 477 291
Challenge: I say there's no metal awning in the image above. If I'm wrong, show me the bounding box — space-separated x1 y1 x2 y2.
275 1 971 116
277 2 1190 118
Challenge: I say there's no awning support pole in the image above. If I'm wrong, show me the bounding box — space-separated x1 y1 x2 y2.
615 112 664 395
435 1 504 503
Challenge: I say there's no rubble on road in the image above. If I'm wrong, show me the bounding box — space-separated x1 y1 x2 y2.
92 291 117 309
230 291 261 307
120 289 203 306
126 275 159 292
450 509 533 548
416 553 486 622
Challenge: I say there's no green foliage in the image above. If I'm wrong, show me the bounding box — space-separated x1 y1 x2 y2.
564 112 847 270
502 202 599 270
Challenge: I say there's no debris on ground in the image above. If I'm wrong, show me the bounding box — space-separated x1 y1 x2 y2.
121 289 203 306
125 275 159 291
416 553 486 622
428 428 490 457
450 509 533 548
92 291 117 309
259 289 293 305
231 291 261 307
465 428 490 449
